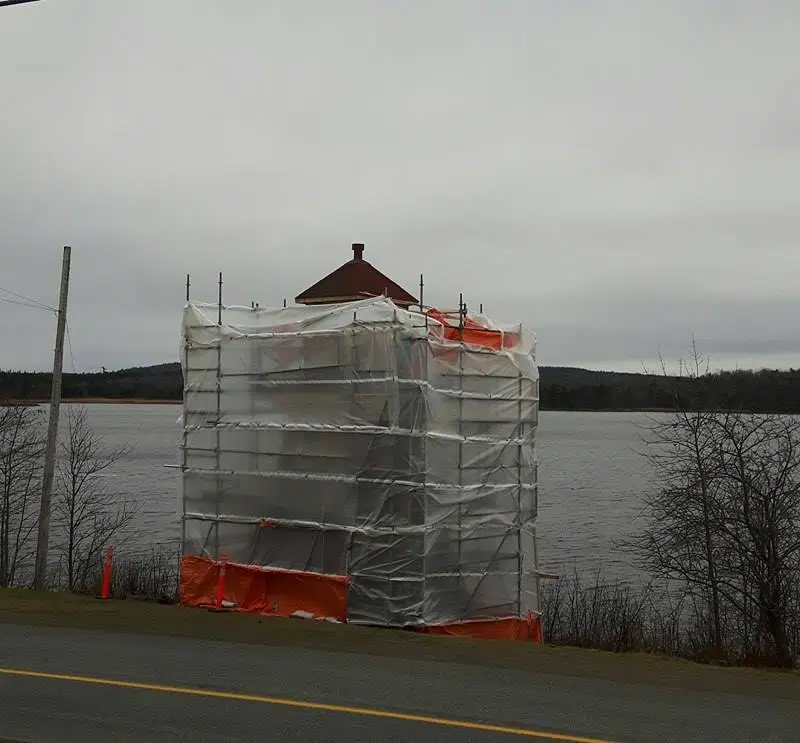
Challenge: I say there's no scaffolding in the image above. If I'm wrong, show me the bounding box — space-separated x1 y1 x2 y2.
179 293 540 628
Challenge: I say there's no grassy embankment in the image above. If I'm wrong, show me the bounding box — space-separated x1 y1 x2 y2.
7 398 181 405
0 588 797 698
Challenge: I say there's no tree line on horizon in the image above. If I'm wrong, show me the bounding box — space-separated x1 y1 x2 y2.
3 351 799 666
0 361 798 412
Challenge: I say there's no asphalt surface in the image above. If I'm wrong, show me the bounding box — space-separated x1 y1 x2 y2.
0 623 797 743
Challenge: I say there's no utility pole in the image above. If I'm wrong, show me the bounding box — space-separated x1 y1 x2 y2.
33 245 71 590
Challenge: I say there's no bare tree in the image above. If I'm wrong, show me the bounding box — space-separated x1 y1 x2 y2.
53 406 136 591
0 404 44 587
628 344 727 655
627 344 800 666
712 414 800 667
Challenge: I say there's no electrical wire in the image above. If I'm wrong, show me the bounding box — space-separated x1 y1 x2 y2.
0 296 54 312
0 285 56 312
0 284 73 368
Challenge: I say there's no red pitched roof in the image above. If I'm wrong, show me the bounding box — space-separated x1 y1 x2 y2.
294 243 419 308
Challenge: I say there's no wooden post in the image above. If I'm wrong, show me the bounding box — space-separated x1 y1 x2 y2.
33 246 71 590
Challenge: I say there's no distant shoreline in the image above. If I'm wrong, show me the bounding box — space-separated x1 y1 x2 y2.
3 362 798 414
11 398 182 406
7 398 675 413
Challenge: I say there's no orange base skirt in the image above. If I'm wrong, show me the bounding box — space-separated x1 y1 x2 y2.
179 556 542 643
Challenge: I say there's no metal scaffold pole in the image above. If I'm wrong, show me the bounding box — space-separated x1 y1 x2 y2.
419 272 428 621
456 293 464 606
33 245 71 590
214 272 223 559
517 325 524 617
179 274 190 560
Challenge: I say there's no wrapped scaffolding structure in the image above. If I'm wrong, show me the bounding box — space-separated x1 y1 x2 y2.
179 295 540 630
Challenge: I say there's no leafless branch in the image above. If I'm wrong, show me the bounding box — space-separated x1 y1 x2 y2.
621 343 800 666
0 404 44 587
52 406 137 591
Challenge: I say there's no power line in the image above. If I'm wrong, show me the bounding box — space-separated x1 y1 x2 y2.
0 292 75 370
0 285 56 312
0 296 55 312
0 1 43 8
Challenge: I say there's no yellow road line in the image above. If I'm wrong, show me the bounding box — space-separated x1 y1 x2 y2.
0 665 615 743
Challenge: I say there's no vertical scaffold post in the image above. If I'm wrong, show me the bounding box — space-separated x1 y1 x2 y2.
419 271 428 622
456 293 465 607
215 272 223 559
517 323 524 618
180 274 191 560
420 274 428 334
249 295 261 539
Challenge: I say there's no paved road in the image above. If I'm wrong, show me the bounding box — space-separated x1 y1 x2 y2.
0 624 797 743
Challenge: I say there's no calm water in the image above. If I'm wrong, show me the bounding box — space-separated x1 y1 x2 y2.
75 404 657 583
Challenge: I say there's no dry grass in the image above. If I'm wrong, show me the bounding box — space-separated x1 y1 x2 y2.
19 398 181 405
541 572 800 668
70 547 181 602
0 587 798 699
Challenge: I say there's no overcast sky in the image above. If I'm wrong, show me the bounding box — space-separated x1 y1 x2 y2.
1 0 798 374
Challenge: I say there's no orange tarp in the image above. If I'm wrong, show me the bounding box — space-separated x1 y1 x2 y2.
420 615 543 643
426 309 520 351
180 556 542 643
179 555 349 622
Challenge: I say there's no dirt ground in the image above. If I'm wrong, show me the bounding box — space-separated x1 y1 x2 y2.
1 588 797 700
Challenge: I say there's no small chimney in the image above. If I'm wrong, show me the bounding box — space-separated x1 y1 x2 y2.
352 243 364 261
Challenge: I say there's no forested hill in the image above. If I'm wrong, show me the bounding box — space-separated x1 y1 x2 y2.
1 363 799 413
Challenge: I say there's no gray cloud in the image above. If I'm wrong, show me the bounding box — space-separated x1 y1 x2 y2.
1 0 798 372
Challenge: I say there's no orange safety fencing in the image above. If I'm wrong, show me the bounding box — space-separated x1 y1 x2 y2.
426 309 521 351
420 614 543 643
179 555 349 622
180 556 543 643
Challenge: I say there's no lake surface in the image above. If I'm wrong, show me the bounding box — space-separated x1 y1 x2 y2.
75 404 657 583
